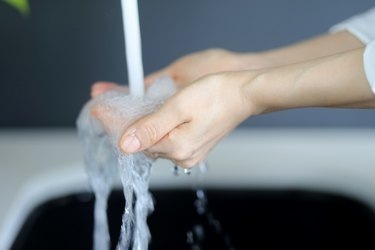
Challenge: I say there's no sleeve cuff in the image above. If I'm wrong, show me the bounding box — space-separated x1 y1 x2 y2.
364 40 375 94
330 7 375 45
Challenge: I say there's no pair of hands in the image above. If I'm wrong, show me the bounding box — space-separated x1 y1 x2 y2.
91 49 262 168
89 31 372 168
90 38 374 167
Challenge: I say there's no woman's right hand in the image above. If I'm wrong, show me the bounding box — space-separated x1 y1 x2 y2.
92 32 364 97
91 48 269 97
91 49 241 97
144 48 266 88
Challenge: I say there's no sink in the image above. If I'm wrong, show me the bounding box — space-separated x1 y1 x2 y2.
3 129 375 250
11 188 375 250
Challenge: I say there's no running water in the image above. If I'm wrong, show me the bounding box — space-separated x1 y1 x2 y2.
185 163 237 250
121 0 144 97
78 1 234 249
77 78 177 250
77 0 177 249
78 0 153 249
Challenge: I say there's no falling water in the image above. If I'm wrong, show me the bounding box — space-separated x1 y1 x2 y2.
77 0 173 249
121 0 144 97
184 163 237 250
77 78 176 250
78 0 236 249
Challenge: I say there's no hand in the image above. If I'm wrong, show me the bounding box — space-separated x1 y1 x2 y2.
144 48 266 88
91 47 375 169
90 49 268 98
91 32 363 98
91 81 128 98
119 72 259 168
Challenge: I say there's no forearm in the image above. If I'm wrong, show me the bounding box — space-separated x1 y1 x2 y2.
238 31 364 69
244 48 375 115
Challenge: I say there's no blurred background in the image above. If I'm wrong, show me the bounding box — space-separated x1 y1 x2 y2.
1 0 375 128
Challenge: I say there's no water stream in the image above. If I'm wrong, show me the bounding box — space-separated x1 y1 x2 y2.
77 78 176 250
77 1 235 250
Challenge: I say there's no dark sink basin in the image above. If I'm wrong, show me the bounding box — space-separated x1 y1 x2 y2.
11 189 375 250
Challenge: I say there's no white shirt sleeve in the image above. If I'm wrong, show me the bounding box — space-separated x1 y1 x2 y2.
364 40 375 94
330 7 375 44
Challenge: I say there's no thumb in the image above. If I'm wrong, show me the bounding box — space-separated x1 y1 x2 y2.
119 102 183 154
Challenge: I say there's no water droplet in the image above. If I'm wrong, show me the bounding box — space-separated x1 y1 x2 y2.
172 165 179 176
199 162 208 174
186 231 194 244
184 168 192 175
193 224 204 242
196 190 205 200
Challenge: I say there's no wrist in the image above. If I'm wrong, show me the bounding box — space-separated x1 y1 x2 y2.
240 68 295 116
227 70 267 119
242 48 375 115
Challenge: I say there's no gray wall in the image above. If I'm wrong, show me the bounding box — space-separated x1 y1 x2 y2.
0 0 374 127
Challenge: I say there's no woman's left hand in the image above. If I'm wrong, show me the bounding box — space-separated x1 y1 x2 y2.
119 72 258 168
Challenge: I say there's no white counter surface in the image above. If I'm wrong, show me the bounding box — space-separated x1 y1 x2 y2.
1 128 375 249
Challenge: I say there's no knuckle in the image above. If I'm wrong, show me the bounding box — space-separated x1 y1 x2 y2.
168 98 189 122
178 158 198 169
144 150 158 159
171 144 193 161
171 150 187 161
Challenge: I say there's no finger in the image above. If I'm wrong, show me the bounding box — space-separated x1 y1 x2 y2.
91 82 118 97
91 82 129 98
119 99 187 154
174 146 210 168
143 150 160 160
144 68 170 87
147 135 210 168
146 124 189 157
146 137 172 155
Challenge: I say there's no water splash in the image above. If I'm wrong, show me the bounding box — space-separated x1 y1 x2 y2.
116 153 154 250
77 78 176 250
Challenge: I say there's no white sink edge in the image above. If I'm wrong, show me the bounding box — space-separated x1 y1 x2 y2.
1 128 375 249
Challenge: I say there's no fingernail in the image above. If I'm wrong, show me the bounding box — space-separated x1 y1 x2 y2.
122 134 141 153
